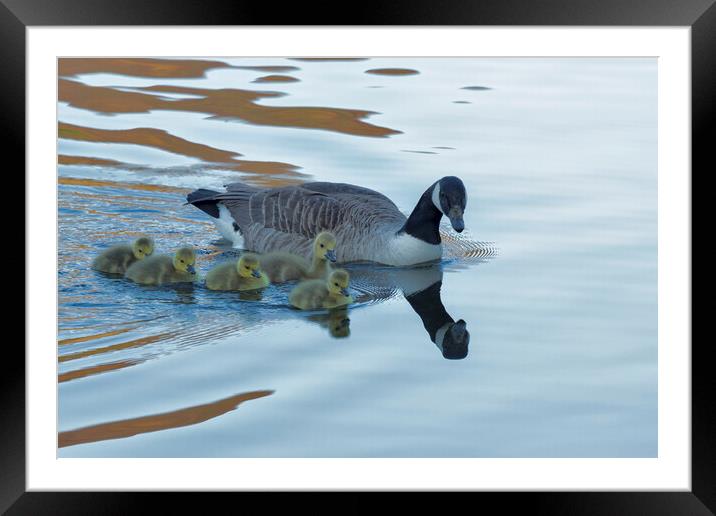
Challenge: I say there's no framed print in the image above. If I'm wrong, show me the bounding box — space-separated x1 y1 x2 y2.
7 0 709 514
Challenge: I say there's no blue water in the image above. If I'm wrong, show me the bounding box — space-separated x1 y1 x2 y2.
58 57 657 457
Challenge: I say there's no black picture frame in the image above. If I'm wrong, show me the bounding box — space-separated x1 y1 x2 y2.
6 1 707 513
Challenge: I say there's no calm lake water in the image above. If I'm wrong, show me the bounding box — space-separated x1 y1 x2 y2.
57 57 657 457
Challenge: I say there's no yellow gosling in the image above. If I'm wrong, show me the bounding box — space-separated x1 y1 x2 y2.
92 236 154 274
289 269 354 310
205 253 269 291
260 231 337 283
125 247 196 285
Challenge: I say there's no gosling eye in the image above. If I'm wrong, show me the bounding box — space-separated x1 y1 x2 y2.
320 244 325 248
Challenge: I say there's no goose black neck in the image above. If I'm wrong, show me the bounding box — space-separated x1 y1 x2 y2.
401 185 442 245
404 281 454 343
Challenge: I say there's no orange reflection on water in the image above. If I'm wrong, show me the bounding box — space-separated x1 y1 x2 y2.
59 327 133 346
59 359 143 383
58 121 299 176
59 78 400 138
58 58 231 78
365 68 419 76
58 176 187 194
58 155 124 167
59 332 176 363
252 75 300 83
58 390 274 448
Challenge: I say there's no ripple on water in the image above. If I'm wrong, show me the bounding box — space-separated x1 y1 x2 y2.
58 175 497 384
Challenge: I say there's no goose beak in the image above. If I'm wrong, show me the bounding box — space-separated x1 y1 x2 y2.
187 264 196 274
341 288 350 297
252 269 262 278
441 319 469 360
325 249 337 262
448 208 464 233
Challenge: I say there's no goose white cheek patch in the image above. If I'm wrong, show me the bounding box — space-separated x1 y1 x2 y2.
431 182 443 214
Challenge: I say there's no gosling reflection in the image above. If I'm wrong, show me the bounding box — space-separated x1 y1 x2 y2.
236 288 264 302
168 282 197 305
306 307 351 338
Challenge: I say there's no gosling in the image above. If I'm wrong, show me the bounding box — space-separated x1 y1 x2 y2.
125 247 197 285
289 269 354 310
92 236 154 274
205 253 269 291
260 232 337 283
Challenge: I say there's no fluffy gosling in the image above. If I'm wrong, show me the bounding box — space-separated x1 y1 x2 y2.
260 232 337 283
92 236 154 274
205 253 269 291
289 269 354 310
125 246 196 285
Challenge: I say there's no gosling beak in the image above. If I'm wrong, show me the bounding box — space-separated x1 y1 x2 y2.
340 288 350 297
325 249 337 262
187 264 196 274
448 207 464 233
251 269 262 278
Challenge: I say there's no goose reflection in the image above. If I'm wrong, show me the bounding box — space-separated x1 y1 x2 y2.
350 263 470 359
404 279 469 359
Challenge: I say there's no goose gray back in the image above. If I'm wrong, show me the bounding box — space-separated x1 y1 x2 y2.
186 177 468 266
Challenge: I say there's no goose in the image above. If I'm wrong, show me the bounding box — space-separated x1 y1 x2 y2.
186 176 467 266
259 231 336 283
125 247 197 285
289 269 354 310
205 253 269 291
92 236 154 274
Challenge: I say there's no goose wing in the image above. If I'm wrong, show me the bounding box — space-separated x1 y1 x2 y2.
220 182 348 238
300 181 396 204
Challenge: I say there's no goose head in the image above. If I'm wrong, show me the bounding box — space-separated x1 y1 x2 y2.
173 247 196 275
435 319 470 359
131 236 154 260
431 176 467 233
237 253 263 278
314 231 337 262
327 269 351 297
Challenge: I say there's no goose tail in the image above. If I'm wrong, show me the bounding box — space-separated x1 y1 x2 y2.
186 188 221 218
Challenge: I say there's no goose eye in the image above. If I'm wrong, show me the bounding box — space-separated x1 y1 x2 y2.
320 244 325 248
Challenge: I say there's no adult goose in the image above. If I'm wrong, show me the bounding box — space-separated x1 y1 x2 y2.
186 176 467 266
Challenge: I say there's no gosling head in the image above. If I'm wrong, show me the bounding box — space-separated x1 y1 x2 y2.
237 253 263 278
432 176 467 233
173 247 196 274
327 269 350 297
131 236 154 260
314 232 337 262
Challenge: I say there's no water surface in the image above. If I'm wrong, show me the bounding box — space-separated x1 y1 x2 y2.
58 57 657 457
